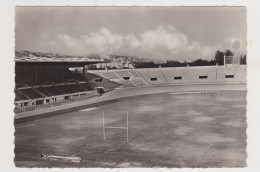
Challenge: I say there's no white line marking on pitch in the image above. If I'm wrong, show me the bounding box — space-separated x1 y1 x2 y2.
80 107 97 112
41 154 81 163
170 92 203 95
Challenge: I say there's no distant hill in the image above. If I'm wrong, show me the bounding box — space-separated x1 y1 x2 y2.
15 50 149 64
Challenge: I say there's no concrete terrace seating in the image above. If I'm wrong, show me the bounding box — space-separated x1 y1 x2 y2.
15 89 29 101
184 67 215 83
15 68 86 87
88 66 247 88
136 66 247 85
234 66 247 82
131 78 147 87
89 69 148 88
135 68 168 85
160 68 184 84
115 70 131 77
117 79 136 88
56 85 77 94
84 72 121 91
67 71 85 82
29 83 92 98
78 83 94 91
215 65 247 82
36 86 64 96
102 72 120 80
19 88 44 99
128 70 141 78
35 87 53 97
160 67 213 84
67 84 86 92
15 66 247 108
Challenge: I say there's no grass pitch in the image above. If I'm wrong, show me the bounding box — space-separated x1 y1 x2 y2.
15 91 247 168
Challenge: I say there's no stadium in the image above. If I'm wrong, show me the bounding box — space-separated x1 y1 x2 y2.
14 51 247 168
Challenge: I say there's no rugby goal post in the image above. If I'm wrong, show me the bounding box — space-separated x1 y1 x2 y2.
224 55 240 66
102 111 129 142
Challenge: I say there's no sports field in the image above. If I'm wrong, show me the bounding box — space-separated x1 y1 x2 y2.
15 90 247 168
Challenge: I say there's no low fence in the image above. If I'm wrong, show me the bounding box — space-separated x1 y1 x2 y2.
117 81 246 91
147 81 246 86
14 81 246 114
14 92 98 113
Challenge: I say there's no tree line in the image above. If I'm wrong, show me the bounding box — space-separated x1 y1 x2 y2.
86 49 247 69
133 50 247 68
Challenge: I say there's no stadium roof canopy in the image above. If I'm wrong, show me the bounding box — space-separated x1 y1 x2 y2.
15 54 106 67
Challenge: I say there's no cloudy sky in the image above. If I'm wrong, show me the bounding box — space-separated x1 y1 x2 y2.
15 7 246 61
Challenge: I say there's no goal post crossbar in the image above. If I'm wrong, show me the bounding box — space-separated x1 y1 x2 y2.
105 127 127 129
224 55 240 65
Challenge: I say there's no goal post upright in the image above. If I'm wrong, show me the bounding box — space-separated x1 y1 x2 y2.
103 111 105 141
127 111 129 142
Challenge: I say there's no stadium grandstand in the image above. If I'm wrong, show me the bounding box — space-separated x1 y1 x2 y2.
15 52 247 168
14 51 246 115
89 64 246 87
14 51 121 113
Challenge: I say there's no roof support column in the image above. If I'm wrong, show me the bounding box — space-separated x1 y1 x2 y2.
83 65 86 80
34 66 38 84
63 66 66 83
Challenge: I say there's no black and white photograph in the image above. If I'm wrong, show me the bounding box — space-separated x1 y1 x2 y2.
12 6 249 168
12 6 250 168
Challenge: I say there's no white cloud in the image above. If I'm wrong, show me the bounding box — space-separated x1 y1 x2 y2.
201 46 214 59
47 40 57 46
124 33 141 49
48 25 218 60
141 25 190 54
141 30 158 50
83 28 123 52
57 34 79 49
224 38 246 54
